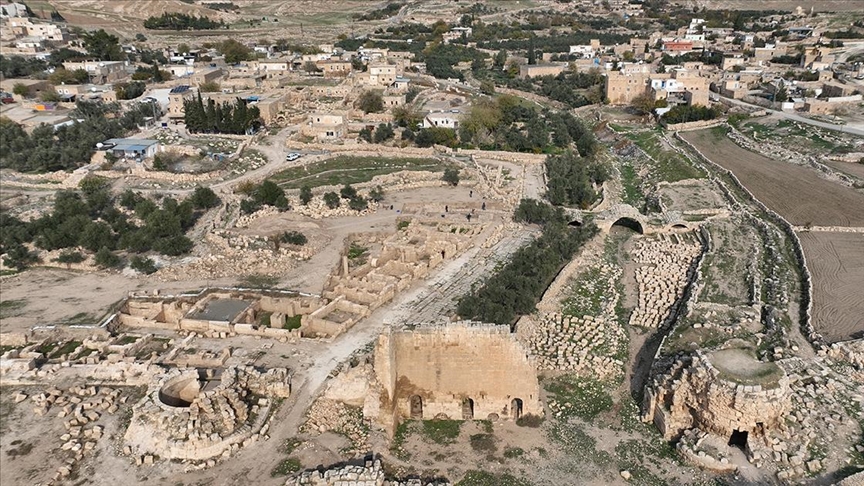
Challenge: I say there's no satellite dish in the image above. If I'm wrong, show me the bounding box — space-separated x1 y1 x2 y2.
96 143 104 148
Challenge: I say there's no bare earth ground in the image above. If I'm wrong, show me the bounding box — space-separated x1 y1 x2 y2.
682 129 864 227
824 160 864 180
798 231 864 342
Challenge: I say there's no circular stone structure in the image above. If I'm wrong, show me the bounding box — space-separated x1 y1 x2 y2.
158 375 201 408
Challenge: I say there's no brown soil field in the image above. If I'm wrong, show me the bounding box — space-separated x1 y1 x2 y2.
679 0 864 11
825 160 864 181
682 130 864 227
798 231 864 342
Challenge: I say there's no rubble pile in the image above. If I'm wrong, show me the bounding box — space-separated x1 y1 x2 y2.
527 313 624 378
303 398 369 456
289 458 450 486
629 233 702 328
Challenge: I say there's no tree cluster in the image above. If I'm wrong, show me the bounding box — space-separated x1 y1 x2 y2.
144 12 224 30
545 151 609 208
114 81 146 100
0 181 220 271
421 43 487 80
0 55 48 78
239 180 289 214
0 101 156 172
82 29 125 61
217 39 255 64
455 95 598 155
457 203 598 325
662 104 720 124
353 2 404 21
184 94 261 134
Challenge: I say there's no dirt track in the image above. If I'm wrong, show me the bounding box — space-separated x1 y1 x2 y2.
682 130 864 227
798 231 864 342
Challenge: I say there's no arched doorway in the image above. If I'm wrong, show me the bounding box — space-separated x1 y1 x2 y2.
611 217 644 234
462 398 474 420
510 398 523 420
409 395 423 419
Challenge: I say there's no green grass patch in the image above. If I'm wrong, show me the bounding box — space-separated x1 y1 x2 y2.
422 419 463 444
545 375 614 421
619 161 645 208
238 274 280 288
271 156 449 189
0 299 26 319
270 457 302 477
455 470 531 486
284 314 302 330
503 447 525 459
258 311 273 328
627 130 704 182
116 335 138 345
347 243 368 260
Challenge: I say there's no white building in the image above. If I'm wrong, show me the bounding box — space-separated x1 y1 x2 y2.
422 111 460 130
0 2 28 18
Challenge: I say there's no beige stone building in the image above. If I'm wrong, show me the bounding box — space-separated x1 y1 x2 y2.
168 85 195 121
519 63 566 79
372 323 542 433
302 112 347 140
605 71 650 105
318 59 352 78
355 63 398 86
62 60 128 84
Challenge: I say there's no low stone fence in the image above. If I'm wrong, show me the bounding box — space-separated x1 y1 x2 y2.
663 119 724 132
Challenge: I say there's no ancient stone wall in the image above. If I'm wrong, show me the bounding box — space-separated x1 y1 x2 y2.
124 366 290 461
373 322 541 434
643 350 792 441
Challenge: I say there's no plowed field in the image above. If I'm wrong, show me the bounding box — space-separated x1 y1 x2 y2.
682 130 864 227
798 231 864 342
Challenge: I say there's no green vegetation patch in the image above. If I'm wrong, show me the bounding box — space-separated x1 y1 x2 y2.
284 314 302 330
270 457 302 477
0 299 26 319
455 470 532 486
626 130 704 182
271 156 448 189
422 419 463 444
545 375 614 421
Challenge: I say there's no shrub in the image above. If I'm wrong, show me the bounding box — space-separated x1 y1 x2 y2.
443 168 460 186
469 433 497 453
348 196 368 211
368 186 384 202
129 255 157 274
515 414 544 428
339 184 358 199
281 231 307 246
323 192 340 209
357 91 384 113
94 247 122 268
299 185 313 205
189 186 221 209
54 250 85 267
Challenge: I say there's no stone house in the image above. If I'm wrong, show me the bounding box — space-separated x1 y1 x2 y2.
303 112 347 140
168 85 195 121
63 60 128 84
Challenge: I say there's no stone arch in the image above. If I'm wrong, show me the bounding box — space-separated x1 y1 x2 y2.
511 398 523 420
670 223 689 232
462 398 474 420
409 395 423 419
611 217 644 234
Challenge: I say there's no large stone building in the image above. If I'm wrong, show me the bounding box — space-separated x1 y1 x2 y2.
519 63 566 79
372 323 542 434
606 69 709 106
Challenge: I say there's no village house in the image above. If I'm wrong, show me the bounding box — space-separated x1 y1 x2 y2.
62 60 128 84
303 112 348 140
423 111 460 130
